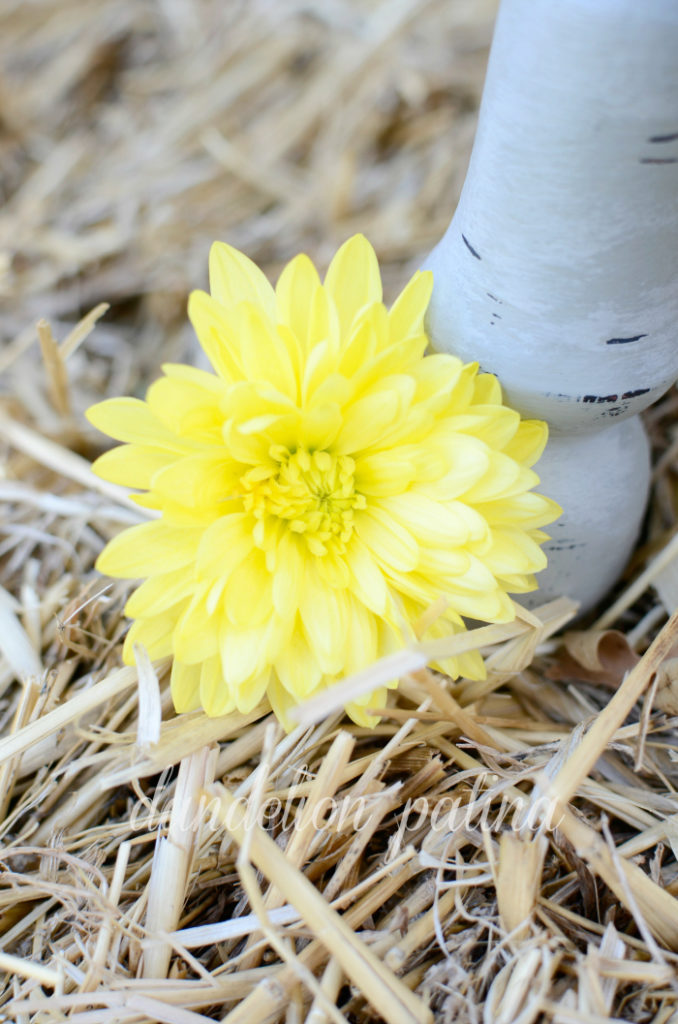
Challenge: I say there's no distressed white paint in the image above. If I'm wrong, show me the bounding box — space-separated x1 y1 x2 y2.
425 0 678 610
523 418 650 611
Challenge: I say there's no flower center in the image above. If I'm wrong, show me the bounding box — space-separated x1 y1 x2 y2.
242 447 366 556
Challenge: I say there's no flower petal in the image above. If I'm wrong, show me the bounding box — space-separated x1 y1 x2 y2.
196 513 253 580
91 444 175 489
502 420 549 466
209 240 276 319
224 549 273 626
299 568 349 675
146 375 225 443
333 389 401 454
174 588 219 663
233 670 271 714
87 398 180 447
125 570 194 618
239 302 299 401
388 270 433 341
378 493 471 548
200 655 236 716
97 521 200 578
355 506 419 573
188 290 244 381
275 618 323 698
345 537 390 615
324 234 382 336
171 660 202 713
122 613 177 663
221 623 268 687
152 453 241 510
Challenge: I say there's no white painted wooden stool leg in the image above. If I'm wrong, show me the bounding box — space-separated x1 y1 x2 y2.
424 0 678 611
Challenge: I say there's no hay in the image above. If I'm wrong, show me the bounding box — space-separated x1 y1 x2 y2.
2 1 678 1021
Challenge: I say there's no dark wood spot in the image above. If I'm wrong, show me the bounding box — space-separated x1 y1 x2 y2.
640 157 678 164
461 234 482 260
583 394 619 404
605 334 647 345
648 132 678 143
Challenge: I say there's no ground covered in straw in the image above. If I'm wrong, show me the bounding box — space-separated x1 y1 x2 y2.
2 2 678 1022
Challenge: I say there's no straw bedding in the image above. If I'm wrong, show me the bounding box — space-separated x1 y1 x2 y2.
2 1 678 1021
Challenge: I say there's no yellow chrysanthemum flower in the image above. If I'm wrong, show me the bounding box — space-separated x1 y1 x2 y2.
87 235 560 729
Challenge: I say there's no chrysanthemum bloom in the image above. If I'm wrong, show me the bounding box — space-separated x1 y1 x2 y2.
88 236 560 728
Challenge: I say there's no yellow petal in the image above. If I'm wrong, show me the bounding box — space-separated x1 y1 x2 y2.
466 588 515 621
220 623 268 687
97 520 200 578
388 270 433 341
272 532 303 617
483 527 548 576
472 372 502 405
297 403 343 451
171 660 202 713
355 450 416 497
355 334 428 390
152 453 241 509
355 506 419 573
346 687 387 728
324 234 382 336
200 655 236 716
417 546 470 577
418 434 488 500
461 452 534 503
337 316 379 379
122 614 177 663
125 570 194 618
333 389 400 454
447 406 520 450
239 302 299 401
299 568 348 675
275 618 323 698
224 549 273 627
268 673 305 731
174 588 219 663
378 493 472 548
345 537 390 616
146 375 225 443
276 254 338 356
476 493 561 529
502 420 549 467
209 240 276 319
496 572 538 594
344 596 378 676
87 398 180 447
196 513 253 579
188 290 244 381
91 444 175 489
233 669 271 715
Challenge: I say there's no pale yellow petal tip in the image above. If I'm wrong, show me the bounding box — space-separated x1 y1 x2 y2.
341 232 373 253
84 400 110 434
416 268 434 298
539 495 563 523
96 549 137 581
89 452 108 480
186 288 210 321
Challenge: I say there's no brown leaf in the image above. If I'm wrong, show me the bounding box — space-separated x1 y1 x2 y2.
546 630 640 689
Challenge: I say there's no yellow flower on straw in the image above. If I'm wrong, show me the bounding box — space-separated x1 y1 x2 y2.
87 235 560 728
